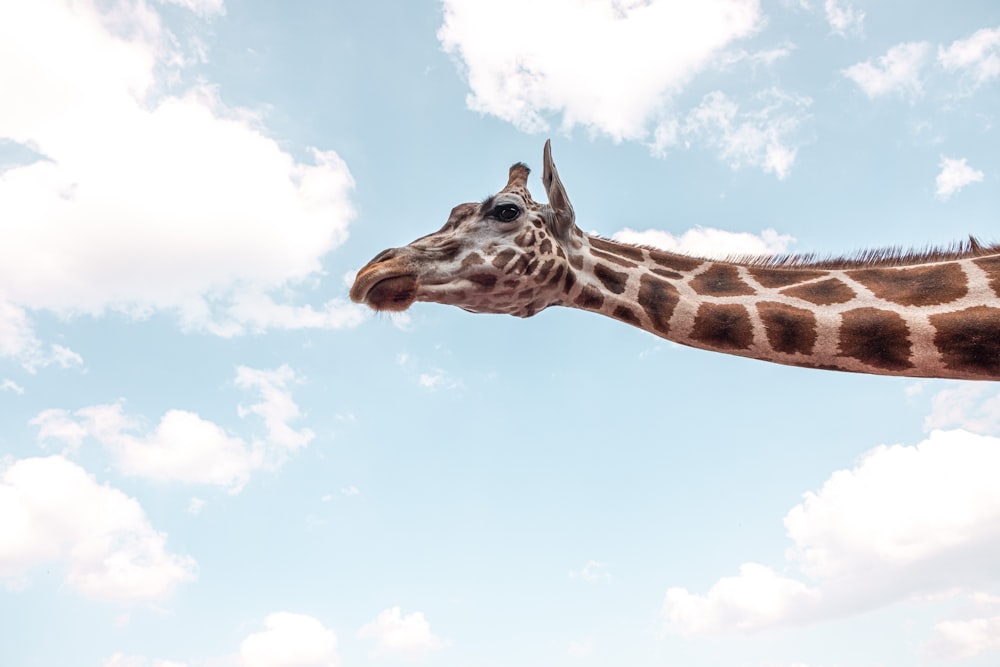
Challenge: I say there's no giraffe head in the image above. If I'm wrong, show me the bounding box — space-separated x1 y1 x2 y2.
350 140 582 317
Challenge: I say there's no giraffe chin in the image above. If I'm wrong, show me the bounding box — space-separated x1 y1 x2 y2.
357 275 418 312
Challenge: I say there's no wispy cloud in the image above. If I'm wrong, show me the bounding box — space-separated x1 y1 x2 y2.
938 26 1000 86
418 369 464 391
1 378 24 394
663 89 811 179
31 365 314 492
935 156 985 201
824 0 864 36
569 560 610 582
843 42 931 99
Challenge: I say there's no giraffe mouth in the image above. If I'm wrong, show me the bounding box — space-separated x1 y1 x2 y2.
350 267 419 312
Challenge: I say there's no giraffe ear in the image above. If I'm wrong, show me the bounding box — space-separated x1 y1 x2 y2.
542 139 575 239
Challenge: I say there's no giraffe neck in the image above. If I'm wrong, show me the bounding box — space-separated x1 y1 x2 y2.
563 235 1000 380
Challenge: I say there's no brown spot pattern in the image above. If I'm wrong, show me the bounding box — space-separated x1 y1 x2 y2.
847 264 967 306
689 265 755 297
574 285 605 309
613 305 640 325
594 264 628 295
747 267 826 288
460 253 484 269
973 256 1000 297
757 302 817 355
930 306 1000 376
493 249 516 269
548 265 565 287
649 249 702 272
690 304 754 350
539 239 553 255
508 254 530 275
590 237 644 261
638 275 679 336
467 273 497 289
535 259 555 282
591 249 639 268
563 270 576 293
838 308 913 371
514 228 536 248
782 278 856 305
651 267 682 280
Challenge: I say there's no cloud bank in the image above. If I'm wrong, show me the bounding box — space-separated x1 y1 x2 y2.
0 0 364 367
32 365 312 492
438 0 810 178
663 428 1000 641
0 456 196 601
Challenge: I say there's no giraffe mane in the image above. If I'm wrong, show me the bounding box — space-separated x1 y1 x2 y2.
613 235 999 270
740 236 999 269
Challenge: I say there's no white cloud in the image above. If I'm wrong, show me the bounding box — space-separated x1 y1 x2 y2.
43 403 261 492
340 485 360 496
924 384 1000 434
438 0 813 176
187 497 206 514
823 0 864 36
935 156 985 201
31 407 90 452
439 0 761 141
843 42 931 99
665 89 811 179
235 365 315 453
0 0 360 354
31 365 313 492
158 0 225 18
106 612 339 667
938 26 1000 86
612 226 794 259
1 378 24 394
223 294 368 336
238 612 339 667
358 607 449 660
720 45 794 70
665 563 818 635
569 559 610 582
926 614 1000 660
663 429 1000 636
0 456 196 601
0 300 84 371
417 370 464 391
567 639 594 657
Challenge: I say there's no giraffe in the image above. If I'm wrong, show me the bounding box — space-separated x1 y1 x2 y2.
350 141 1000 380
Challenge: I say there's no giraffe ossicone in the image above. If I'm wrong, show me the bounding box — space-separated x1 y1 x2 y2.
350 141 1000 380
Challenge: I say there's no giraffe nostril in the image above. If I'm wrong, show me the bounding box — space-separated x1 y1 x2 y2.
371 248 399 264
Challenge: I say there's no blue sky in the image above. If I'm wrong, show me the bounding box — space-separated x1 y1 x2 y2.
2 1 1000 665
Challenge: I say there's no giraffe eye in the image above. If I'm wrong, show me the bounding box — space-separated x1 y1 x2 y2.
491 204 521 223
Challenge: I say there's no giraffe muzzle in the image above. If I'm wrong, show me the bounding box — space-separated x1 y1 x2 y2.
350 248 420 311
